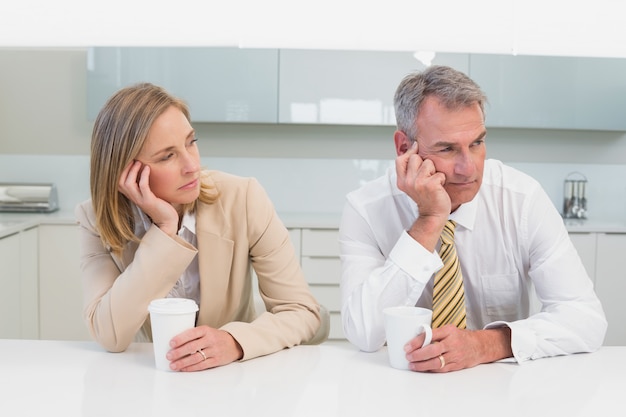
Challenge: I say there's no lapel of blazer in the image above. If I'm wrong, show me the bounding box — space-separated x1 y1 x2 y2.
195 197 235 326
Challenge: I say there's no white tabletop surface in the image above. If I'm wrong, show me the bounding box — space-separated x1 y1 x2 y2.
0 339 624 417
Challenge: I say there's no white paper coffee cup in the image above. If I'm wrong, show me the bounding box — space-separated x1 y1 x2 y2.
383 306 433 370
148 298 198 371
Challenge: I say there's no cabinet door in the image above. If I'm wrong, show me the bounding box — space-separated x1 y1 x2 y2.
594 233 626 346
0 233 21 338
0 228 39 339
300 228 344 339
87 47 279 123
470 54 626 130
38 224 91 341
279 50 469 125
19 227 39 339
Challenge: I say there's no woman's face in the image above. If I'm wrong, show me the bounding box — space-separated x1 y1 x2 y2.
135 105 201 211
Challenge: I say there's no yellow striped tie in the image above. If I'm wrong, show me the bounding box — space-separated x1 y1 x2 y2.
432 220 466 329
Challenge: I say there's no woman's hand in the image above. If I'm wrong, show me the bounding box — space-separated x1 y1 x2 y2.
166 325 244 372
118 160 178 236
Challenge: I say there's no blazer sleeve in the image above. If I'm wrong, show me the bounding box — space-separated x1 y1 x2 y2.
75 200 198 352
219 178 322 360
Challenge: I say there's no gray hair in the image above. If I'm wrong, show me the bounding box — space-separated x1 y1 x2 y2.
393 65 487 140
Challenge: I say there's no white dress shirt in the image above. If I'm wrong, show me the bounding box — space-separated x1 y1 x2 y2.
339 159 607 363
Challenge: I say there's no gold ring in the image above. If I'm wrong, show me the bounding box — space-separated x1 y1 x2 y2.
438 354 445 369
197 349 207 361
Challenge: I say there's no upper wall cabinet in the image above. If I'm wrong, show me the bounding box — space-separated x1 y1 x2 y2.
470 54 626 130
87 47 279 123
278 50 469 125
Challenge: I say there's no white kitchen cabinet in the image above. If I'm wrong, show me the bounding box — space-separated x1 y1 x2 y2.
0 227 38 339
0 232 21 338
38 224 91 341
19 227 39 339
300 228 343 339
278 50 469 125
87 47 279 123
593 233 626 346
470 54 626 130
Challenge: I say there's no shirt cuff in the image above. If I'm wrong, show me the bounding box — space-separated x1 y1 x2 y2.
485 320 537 363
388 231 443 284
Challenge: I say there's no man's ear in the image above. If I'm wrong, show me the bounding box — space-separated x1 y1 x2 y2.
393 130 412 156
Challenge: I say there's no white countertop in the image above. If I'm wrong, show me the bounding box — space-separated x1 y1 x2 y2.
0 339 622 417
0 210 345 238
0 210 76 238
3 209 626 239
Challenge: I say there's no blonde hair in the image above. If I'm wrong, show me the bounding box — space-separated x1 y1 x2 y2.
90 83 218 255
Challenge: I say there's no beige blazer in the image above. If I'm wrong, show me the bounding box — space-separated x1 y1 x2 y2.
75 170 321 360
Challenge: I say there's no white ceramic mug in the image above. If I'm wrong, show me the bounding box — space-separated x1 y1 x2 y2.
383 306 433 370
148 298 199 371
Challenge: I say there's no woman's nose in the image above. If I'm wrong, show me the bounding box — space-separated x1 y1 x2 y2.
182 150 200 173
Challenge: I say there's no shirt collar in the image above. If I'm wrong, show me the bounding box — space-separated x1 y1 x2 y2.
133 205 197 236
449 197 477 232
179 210 196 235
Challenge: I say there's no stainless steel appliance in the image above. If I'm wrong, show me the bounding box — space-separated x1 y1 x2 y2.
562 172 587 219
0 183 59 213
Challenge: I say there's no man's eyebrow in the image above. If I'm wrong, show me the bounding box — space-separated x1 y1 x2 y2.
432 130 487 148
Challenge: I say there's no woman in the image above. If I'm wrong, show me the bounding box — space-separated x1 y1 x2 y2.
75 83 323 371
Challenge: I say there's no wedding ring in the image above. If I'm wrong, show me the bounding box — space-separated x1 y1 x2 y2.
197 349 207 361
438 354 445 369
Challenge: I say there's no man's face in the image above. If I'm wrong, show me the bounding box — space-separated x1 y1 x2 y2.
416 96 487 212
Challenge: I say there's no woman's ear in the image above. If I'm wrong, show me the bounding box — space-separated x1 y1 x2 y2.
393 130 412 156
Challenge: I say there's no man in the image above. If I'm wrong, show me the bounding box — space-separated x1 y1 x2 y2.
339 65 606 372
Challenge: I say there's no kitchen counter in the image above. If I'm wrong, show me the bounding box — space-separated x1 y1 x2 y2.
3 209 626 239
0 339 623 417
0 209 76 238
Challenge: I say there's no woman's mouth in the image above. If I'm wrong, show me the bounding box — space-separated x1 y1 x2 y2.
179 179 199 190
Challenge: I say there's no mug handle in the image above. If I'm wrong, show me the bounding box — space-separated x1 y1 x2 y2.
416 324 432 347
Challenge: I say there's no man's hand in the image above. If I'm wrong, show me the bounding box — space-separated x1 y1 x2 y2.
395 141 451 251
403 325 513 373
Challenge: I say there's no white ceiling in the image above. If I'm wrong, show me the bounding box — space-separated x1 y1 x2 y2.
2 0 626 59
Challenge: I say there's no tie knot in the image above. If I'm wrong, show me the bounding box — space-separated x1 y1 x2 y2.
441 220 456 245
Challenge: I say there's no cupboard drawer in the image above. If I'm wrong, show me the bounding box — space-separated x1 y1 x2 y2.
329 312 345 340
301 229 339 257
287 229 301 258
310 285 341 312
301 257 341 285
